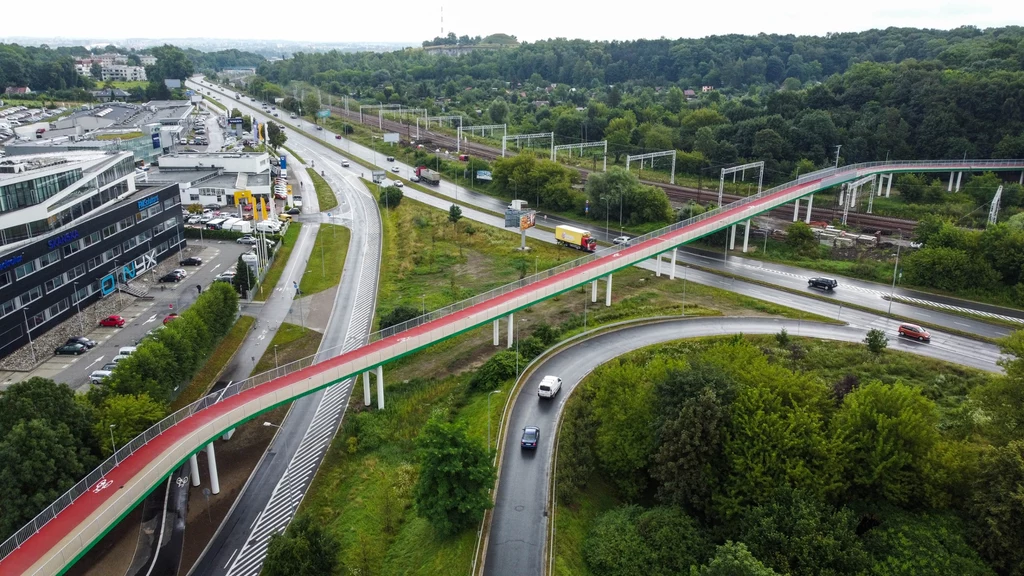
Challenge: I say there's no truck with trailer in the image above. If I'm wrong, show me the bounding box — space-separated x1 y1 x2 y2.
415 166 441 185
555 225 598 252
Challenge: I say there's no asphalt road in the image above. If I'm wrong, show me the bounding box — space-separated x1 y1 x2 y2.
185 78 383 576
483 316 1003 576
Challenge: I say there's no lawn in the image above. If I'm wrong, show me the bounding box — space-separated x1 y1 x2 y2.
254 322 324 374
298 224 350 296
202 94 227 111
95 131 143 141
306 168 338 211
170 315 255 411
255 223 301 302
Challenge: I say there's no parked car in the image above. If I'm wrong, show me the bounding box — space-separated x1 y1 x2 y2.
278 213 293 222
89 370 112 384
55 343 87 355
807 277 838 291
521 426 540 449
159 272 182 283
237 235 257 245
66 336 97 349
99 315 126 327
163 313 179 325
180 256 203 266
101 362 118 371
612 236 631 245
538 375 562 398
286 207 301 215
898 323 931 342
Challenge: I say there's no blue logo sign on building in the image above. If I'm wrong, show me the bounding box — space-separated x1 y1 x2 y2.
152 132 161 149
0 255 23 272
47 230 80 250
137 195 160 211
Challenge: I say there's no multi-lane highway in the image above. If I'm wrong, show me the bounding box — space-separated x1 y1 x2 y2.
185 79 383 576
483 315 1003 576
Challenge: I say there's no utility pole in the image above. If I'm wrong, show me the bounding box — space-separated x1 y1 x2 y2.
833 145 842 169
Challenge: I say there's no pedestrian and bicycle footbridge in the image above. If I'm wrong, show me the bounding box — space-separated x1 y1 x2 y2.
3 159 1023 575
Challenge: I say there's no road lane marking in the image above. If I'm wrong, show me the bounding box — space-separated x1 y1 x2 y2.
142 314 158 324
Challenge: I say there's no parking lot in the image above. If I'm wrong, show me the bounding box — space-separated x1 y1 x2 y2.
2 240 252 392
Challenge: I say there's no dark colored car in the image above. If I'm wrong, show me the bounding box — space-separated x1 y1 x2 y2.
159 272 182 283
521 426 540 449
286 207 301 215
99 315 126 327
179 256 203 266
807 277 838 291
66 336 97 349
335 134 342 139
55 343 87 355
898 323 931 342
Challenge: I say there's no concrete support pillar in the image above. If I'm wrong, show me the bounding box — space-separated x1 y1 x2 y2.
363 371 371 406
669 249 677 280
729 225 737 250
1019 171 1023 185
804 194 814 224
506 313 514 348
189 454 200 487
655 254 662 277
742 220 751 253
376 365 384 410
492 319 499 346
955 171 963 192
591 280 598 303
948 171 955 192
886 174 893 197
221 428 234 441
205 443 220 495
605 274 613 307
792 198 800 222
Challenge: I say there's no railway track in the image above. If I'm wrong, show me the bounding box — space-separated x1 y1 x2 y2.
326 104 918 232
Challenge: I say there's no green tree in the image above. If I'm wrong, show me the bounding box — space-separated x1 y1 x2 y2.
301 93 320 119
488 97 509 123
232 256 253 295
0 419 92 539
0 377 97 449
902 247 1001 293
448 204 463 236
785 221 817 254
413 415 494 536
584 506 707 576
378 185 403 208
89 62 102 79
94 394 165 456
379 305 419 330
263 514 340 576
741 489 869 576
863 509 995 576
864 328 888 355
557 387 598 504
832 381 942 506
266 121 287 148
966 441 1024 575
694 542 779 576
468 350 522 392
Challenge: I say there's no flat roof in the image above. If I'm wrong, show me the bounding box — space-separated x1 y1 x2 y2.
0 151 121 183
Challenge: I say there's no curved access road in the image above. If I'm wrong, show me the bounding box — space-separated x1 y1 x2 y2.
482 317 1003 576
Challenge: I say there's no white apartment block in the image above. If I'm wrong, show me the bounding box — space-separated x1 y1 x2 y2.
101 65 147 82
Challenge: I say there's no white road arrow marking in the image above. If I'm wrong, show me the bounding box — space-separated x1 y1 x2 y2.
85 356 105 369
142 314 158 324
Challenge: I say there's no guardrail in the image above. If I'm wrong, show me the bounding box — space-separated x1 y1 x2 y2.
2 157 1022 564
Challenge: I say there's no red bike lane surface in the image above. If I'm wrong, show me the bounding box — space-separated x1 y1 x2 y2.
1 175 822 575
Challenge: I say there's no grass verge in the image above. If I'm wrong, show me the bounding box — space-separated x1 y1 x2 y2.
202 94 227 111
170 315 255 411
254 223 301 302
282 145 305 165
306 168 338 211
254 322 324 374
298 224 350 297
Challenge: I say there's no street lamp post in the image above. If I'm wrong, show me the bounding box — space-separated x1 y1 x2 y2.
421 294 426 316
21 307 37 364
487 389 502 452
274 345 279 369
602 196 609 240
109 424 118 464
73 281 83 333
887 229 902 317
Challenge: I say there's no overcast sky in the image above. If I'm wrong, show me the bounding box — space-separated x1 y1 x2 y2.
14 0 1022 44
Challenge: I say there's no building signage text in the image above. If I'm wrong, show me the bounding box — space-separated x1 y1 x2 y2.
137 195 159 211
47 230 80 250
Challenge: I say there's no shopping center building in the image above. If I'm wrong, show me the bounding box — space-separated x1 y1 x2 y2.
0 151 185 359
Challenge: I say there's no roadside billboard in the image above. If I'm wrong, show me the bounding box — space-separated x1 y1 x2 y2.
519 211 536 231
383 132 400 144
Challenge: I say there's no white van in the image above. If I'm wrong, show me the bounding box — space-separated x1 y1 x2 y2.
118 346 137 356
229 220 253 234
538 375 562 398
256 221 281 233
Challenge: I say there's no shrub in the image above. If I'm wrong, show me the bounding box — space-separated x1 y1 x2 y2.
468 350 522 392
379 305 420 330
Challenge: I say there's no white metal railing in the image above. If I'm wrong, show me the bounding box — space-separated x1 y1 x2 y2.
2 157 1022 564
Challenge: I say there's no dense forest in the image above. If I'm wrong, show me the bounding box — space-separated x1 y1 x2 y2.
252 26 1024 177
556 333 1024 575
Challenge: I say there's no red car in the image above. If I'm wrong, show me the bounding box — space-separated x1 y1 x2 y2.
99 315 126 328
163 313 178 325
335 134 342 139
